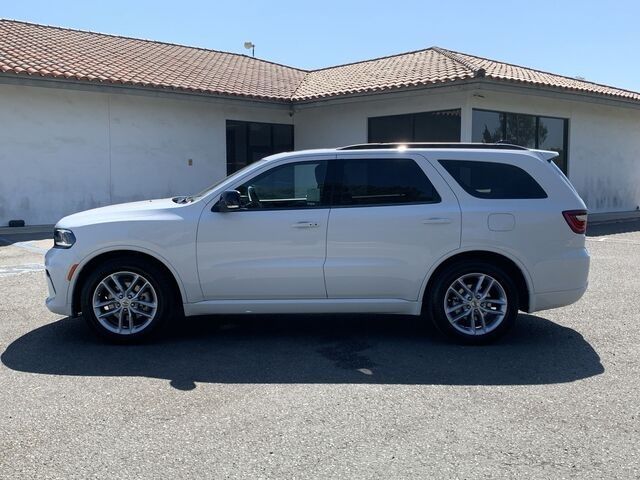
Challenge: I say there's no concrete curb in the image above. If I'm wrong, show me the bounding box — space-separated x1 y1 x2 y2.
589 211 640 226
0 224 54 235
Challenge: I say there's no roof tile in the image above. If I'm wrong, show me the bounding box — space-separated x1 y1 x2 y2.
1 19 639 104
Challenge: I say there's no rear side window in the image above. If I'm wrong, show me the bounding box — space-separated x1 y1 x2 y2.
439 160 547 199
334 158 441 206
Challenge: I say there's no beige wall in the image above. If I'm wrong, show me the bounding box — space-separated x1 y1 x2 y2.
294 86 640 213
0 83 291 225
1 80 639 225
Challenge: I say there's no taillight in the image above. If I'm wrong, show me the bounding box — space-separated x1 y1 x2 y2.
563 210 588 234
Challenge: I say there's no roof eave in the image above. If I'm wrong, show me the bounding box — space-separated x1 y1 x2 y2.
0 71 293 106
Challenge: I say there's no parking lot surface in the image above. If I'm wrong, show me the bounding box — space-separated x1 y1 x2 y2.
0 223 639 479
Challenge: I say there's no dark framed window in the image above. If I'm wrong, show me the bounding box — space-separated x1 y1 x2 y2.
368 109 461 143
226 120 294 175
439 160 547 199
472 109 569 173
332 158 441 207
235 160 330 210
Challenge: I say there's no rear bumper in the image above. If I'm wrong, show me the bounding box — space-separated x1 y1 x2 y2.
528 247 590 312
530 284 588 312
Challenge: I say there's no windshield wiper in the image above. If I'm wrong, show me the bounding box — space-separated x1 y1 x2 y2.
172 196 193 204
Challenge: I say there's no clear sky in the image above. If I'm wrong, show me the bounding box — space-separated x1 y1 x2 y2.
3 0 640 92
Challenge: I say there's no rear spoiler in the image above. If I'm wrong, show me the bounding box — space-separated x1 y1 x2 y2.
532 149 560 163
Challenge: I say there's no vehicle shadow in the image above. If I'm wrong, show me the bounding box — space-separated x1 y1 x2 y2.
1 313 603 390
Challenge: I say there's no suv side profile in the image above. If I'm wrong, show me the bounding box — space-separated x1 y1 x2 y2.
45 143 589 344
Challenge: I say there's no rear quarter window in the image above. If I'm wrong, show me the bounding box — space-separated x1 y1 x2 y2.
439 160 547 199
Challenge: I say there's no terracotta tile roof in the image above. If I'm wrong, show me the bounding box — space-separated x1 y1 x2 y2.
291 48 477 100
448 49 640 103
0 19 306 101
292 46 640 102
1 19 639 105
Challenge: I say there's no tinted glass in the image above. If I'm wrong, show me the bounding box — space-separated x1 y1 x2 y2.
505 113 537 148
334 158 441 206
225 121 248 175
236 161 329 210
538 117 567 173
439 160 547 199
413 110 461 141
368 109 461 143
472 110 503 143
472 109 569 174
226 120 294 174
368 114 413 142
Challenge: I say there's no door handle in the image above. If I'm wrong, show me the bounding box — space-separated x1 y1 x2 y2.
291 221 319 228
422 217 452 225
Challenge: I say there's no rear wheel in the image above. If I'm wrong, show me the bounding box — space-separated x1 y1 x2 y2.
80 257 177 343
427 261 519 344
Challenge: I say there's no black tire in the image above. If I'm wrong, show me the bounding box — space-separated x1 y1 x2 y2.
427 261 519 345
80 256 178 343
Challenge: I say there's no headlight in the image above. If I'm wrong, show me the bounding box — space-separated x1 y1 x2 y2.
53 228 76 249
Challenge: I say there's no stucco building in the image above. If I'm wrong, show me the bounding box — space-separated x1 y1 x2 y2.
1 19 639 225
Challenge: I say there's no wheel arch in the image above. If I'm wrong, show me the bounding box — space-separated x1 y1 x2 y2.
70 248 186 316
419 249 533 313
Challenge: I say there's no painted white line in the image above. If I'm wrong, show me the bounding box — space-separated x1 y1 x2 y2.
0 263 45 277
586 237 640 245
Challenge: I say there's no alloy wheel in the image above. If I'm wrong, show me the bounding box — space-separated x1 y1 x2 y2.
443 273 508 336
92 271 158 335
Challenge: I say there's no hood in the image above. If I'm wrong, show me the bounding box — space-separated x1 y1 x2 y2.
56 197 188 228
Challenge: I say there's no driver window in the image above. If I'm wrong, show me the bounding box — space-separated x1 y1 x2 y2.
236 160 329 210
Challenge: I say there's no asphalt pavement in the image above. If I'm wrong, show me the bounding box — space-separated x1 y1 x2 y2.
0 222 638 479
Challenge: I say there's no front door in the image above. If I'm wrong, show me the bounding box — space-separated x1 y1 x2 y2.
197 157 332 300
324 154 461 301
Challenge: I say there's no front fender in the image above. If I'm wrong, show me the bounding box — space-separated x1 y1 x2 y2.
67 245 196 309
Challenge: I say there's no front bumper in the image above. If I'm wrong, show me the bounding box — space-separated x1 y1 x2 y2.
44 247 75 316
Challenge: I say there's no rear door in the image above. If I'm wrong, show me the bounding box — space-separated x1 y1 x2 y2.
324 153 461 301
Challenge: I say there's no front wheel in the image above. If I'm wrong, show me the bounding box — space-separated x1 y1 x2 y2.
427 261 519 344
80 257 176 343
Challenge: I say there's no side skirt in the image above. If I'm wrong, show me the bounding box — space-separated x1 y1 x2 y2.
183 298 422 317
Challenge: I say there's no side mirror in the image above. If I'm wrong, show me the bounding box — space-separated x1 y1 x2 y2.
217 190 241 212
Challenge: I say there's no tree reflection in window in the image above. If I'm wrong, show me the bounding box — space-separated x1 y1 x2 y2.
472 109 568 173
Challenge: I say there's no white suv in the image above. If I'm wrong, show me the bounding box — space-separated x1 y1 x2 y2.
45 143 590 344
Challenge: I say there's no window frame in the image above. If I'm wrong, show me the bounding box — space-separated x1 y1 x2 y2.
219 156 443 211
438 159 548 200
471 108 569 174
221 159 333 212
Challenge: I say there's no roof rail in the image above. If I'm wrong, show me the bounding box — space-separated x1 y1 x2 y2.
337 142 529 151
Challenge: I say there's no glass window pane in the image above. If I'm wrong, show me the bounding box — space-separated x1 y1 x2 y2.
225 121 247 174
226 120 294 175
237 161 328 209
273 124 294 152
247 123 272 164
504 113 518 145
368 114 413 142
472 110 503 143
517 114 537 148
538 117 567 173
439 160 547 199
413 109 461 141
335 158 441 206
